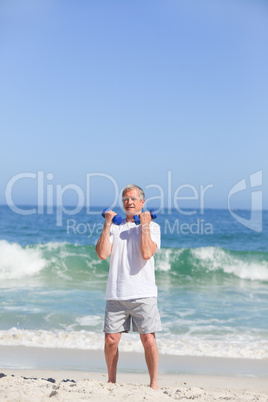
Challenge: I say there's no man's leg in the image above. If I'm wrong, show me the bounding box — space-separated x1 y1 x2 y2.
140 333 159 390
105 332 121 383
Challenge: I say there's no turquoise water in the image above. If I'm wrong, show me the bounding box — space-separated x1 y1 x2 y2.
0 206 267 358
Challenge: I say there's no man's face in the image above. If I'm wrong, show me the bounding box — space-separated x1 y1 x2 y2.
122 188 145 217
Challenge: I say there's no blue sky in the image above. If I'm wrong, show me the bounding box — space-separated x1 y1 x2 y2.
1 0 267 210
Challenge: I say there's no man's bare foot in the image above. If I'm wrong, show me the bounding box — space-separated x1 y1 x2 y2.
150 382 159 390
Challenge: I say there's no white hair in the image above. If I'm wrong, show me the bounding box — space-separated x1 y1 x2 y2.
122 184 145 201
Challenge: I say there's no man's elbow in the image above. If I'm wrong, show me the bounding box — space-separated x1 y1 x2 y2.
141 251 154 260
141 243 157 260
97 253 107 260
95 247 109 260
142 255 152 260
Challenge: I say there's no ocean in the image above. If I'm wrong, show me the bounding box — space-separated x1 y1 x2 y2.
0 205 267 360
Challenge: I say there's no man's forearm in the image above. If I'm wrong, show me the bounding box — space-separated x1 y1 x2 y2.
95 222 112 260
140 224 157 260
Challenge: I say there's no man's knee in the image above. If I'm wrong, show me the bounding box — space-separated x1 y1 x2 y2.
140 333 156 348
105 333 121 348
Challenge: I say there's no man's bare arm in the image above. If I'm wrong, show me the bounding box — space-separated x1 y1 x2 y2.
140 211 157 260
95 211 116 260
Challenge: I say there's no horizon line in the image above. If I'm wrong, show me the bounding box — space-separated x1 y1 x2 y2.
0 203 266 212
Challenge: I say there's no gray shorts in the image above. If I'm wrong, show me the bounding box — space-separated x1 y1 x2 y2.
104 297 162 334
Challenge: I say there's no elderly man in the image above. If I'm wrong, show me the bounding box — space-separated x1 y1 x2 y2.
95 184 161 389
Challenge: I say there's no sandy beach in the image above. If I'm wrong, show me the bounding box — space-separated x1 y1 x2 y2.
1 369 268 401
0 346 267 401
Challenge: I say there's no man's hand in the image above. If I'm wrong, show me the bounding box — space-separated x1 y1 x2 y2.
139 211 152 225
104 210 117 226
139 211 152 236
96 210 116 260
139 211 156 259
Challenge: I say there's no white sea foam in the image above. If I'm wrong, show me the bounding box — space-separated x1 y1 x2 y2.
0 328 267 359
191 247 268 281
76 315 103 326
0 240 47 280
155 246 268 282
155 248 173 271
40 241 68 251
155 248 184 271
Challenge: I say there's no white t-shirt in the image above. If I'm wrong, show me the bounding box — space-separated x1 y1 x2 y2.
105 220 161 300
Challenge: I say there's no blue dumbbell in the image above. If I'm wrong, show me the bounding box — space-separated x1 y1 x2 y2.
101 208 123 225
133 209 157 225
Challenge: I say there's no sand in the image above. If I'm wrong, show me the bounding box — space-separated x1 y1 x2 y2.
1 370 268 401
0 346 267 401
